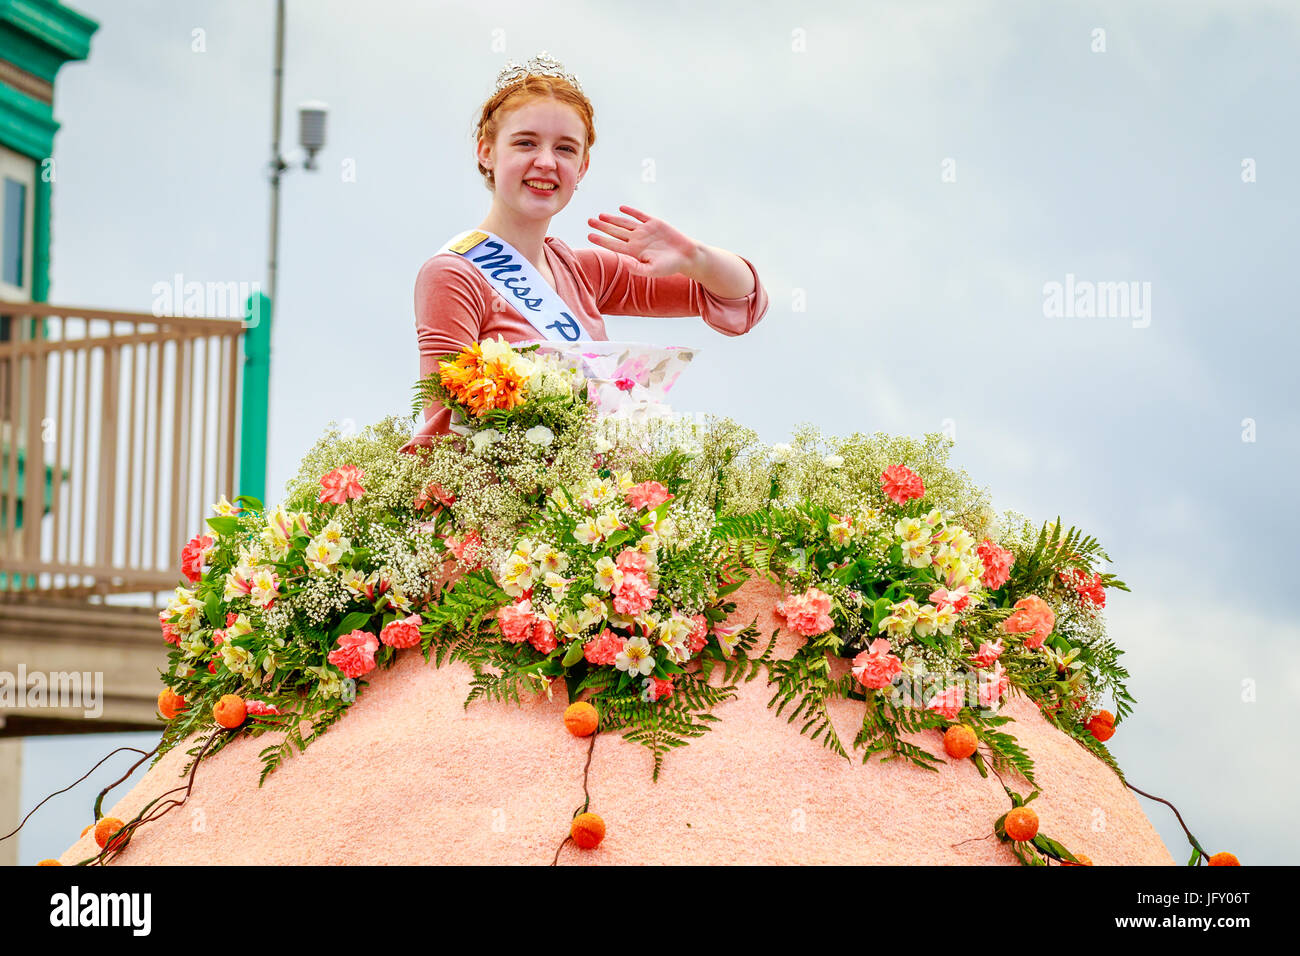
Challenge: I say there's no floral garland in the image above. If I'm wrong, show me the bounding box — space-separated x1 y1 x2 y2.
81 337 1224 867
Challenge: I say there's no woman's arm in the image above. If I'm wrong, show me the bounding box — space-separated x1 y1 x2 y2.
580 205 770 335
677 243 757 299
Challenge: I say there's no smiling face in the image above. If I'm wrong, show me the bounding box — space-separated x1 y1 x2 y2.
478 98 590 223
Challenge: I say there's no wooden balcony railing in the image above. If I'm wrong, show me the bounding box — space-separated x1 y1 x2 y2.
0 302 247 599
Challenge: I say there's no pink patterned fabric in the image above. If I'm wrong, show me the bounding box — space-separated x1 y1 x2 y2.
400 236 770 453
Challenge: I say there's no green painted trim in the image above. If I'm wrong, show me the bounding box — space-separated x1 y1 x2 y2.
0 79 56 158
32 168 47 300
0 1 97 82
239 293 272 505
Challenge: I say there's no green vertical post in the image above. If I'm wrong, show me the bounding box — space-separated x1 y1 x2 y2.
239 292 272 506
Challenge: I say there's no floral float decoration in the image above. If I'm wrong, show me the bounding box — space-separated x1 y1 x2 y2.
28 338 1231 866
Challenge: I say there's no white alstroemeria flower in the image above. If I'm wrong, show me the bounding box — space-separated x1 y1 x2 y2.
573 518 603 547
593 556 624 592
594 509 624 538
213 494 240 517
525 424 555 447
578 593 607 628
614 636 656 676
305 538 342 572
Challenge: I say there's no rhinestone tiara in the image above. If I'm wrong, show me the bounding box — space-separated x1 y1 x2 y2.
493 50 583 95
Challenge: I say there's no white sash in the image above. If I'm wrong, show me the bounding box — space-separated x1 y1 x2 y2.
436 229 591 343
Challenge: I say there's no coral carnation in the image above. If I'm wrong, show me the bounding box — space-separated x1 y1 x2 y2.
612 570 657 616
782 586 835 637
380 613 424 649
180 533 215 584
318 464 366 505
583 629 625 665
625 480 674 511
976 539 1014 591
1002 595 1055 649
328 629 379 678
852 638 903 690
881 463 925 505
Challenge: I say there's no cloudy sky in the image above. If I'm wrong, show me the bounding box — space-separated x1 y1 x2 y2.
14 0 1300 864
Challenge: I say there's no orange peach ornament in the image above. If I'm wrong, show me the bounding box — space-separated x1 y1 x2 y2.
570 812 606 849
1004 806 1039 842
36 859 62 866
563 701 599 737
94 817 129 852
1087 710 1116 742
1061 853 1094 866
80 823 93 839
943 725 978 760
157 687 187 720
213 694 247 729
1208 851 1240 866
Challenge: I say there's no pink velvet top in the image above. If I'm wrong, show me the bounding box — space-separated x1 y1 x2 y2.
400 234 770 451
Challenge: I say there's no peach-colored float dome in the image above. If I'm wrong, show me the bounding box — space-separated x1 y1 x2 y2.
59 579 1173 865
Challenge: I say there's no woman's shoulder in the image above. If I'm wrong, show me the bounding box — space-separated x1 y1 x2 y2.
416 248 482 287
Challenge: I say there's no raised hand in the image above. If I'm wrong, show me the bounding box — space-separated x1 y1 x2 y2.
586 205 701 278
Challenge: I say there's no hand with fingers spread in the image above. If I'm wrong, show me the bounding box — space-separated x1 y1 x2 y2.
586 205 702 279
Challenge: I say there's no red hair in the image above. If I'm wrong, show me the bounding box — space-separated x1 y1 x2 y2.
472 74 596 191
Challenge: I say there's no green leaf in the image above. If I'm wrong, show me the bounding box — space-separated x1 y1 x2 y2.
204 593 224 629
234 495 264 512
331 611 372 640
206 516 243 536
561 640 584 667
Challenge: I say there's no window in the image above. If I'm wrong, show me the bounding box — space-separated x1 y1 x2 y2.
2 177 25 288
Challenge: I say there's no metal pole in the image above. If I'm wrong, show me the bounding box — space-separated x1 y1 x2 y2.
267 0 285 305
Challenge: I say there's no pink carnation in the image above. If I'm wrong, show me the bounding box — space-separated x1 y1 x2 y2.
1002 595 1056 649
414 481 456 512
612 570 658 616
926 684 966 720
643 676 675 702
977 539 1014 591
158 611 181 646
211 628 227 646
1060 567 1106 609
180 533 215 584
318 464 366 505
447 529 483 569
624 480 674 511
977 662 1009 709
782 586 835 637
380 613 423 649
328 629 378 678
583 629 625 666
686 614 709 655
881 464 925 505
225 612 239 626
971 639 1004 668
852 638 904 690
929 584 971 613
245 700 281 717
529 617 558 654
614 548 649 572
497 600 536 644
